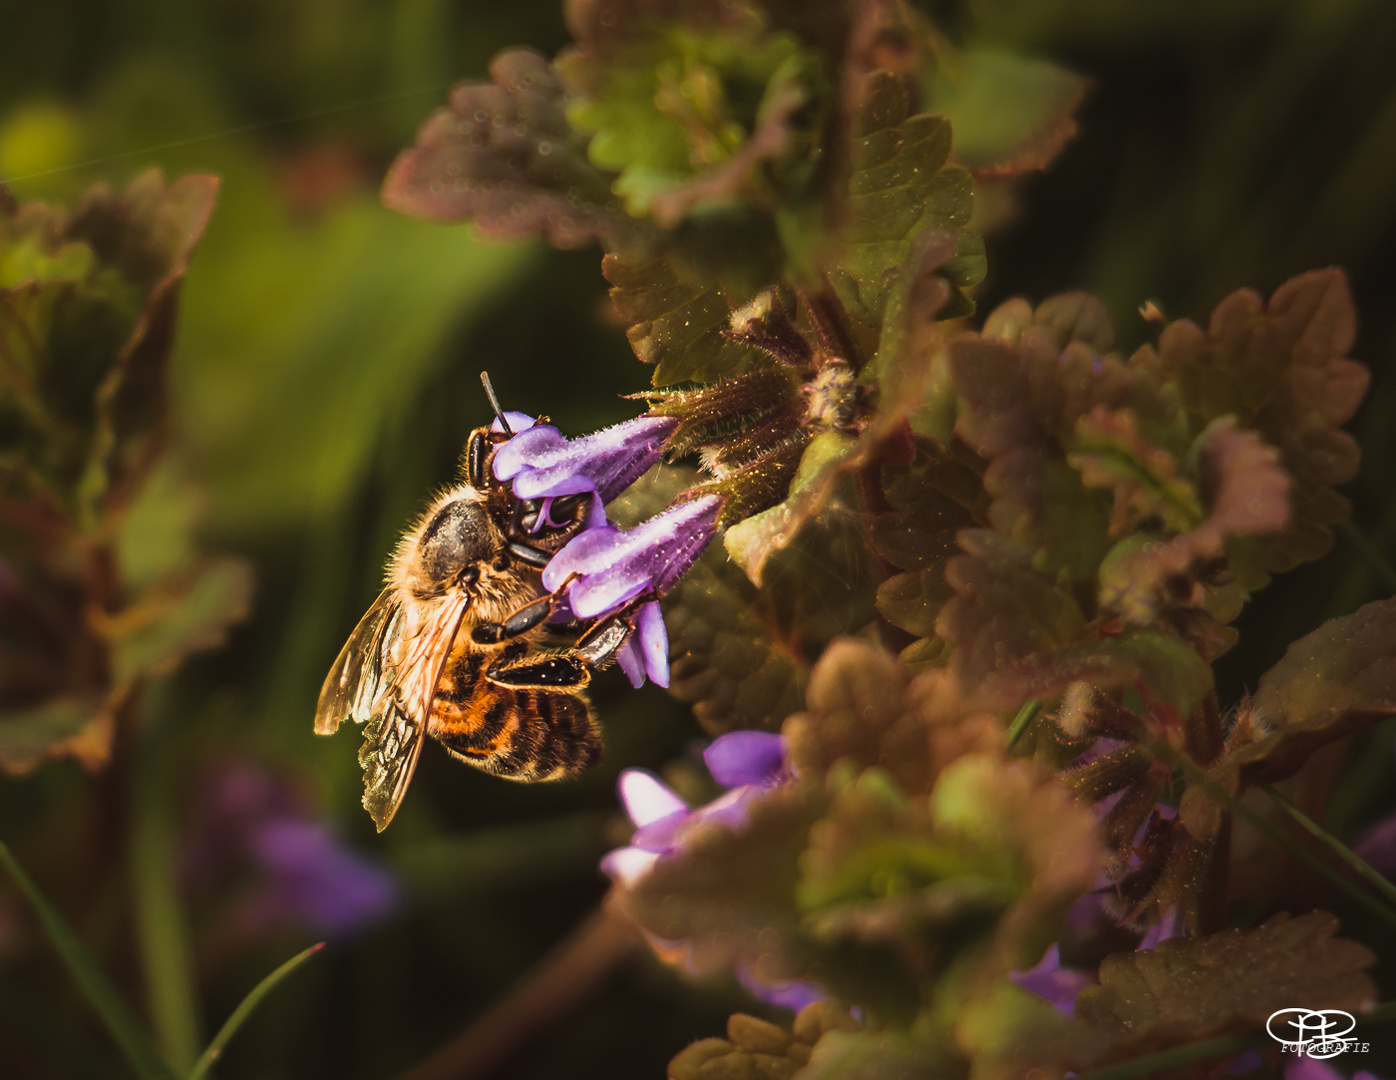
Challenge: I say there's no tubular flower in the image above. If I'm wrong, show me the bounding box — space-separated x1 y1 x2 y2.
542 494 723 617
543 494 723 687
493 414 679 530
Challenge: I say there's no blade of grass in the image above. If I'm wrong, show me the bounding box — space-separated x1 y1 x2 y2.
1258 780 1396 912
1150 742 1396 934
131 745 201 1072
185 942 324 1080
1006 699 1040 748
1076 999 1396 1080
0 842 176 1080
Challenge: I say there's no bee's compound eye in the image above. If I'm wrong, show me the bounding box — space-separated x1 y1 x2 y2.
418 499 490 585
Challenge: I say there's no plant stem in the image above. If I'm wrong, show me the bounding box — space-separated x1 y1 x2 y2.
1006 700 1040 748
1151 741 1396 934
131 745 201 1073
1258 780 1396 911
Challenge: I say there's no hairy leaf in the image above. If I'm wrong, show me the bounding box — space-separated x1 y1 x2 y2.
382 50 647 252
1222 598 1396 785
1073 913 1374 1057
836 71 978 326
603 252 761 386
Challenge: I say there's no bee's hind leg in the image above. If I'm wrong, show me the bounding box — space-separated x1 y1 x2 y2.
486 653 591 689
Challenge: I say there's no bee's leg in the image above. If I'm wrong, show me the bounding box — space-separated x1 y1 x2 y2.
505 540 552 568
470 593 556 645
486 653 591 689
574 614 633 668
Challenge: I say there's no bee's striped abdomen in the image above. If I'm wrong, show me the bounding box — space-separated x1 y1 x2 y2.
429 651 601 780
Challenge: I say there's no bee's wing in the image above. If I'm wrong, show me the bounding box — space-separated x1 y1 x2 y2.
315 588 403 735
355 592 471 832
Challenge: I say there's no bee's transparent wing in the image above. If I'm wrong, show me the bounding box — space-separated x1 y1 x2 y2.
353 593 471 832
358 701 428 832
314 588 403 735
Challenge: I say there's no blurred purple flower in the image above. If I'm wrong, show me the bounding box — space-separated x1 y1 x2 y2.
244 819 399 937
601 730 788 886
1010 944 1095 1016
1352 814 1396 879
1286 1059 1387 1080
737 963 827 1012
183 761 400 941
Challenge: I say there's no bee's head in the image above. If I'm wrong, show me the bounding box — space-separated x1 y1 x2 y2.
409 495 495 596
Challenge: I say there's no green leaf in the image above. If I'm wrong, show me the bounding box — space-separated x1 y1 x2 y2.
602 251 760 386
1223 597 1396 785
924 48 1087 177
0 843 176 1080
836 71 978 326
382 50 647 253
1073 913 1374 1063
185 943 324 1080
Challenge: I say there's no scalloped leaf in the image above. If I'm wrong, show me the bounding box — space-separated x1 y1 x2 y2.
1138 268 1367 572
382 49 647 252
925 48 1087 179
834 71 979 326
0 171 218 517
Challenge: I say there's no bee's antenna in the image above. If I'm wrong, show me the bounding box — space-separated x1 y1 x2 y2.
480 371 513 436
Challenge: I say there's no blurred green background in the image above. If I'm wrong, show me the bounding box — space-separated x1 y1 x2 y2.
2 0 1396 1076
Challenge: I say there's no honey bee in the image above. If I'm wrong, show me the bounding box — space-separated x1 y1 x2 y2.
314 390 632 831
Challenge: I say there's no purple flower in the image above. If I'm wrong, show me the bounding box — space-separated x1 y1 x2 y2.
616 599 670 689
736 962 827 1013
244 819 400 937
493 414 678 512
182 760 400 941
542 494 722 618
601 730 788 886
1010 944 1096 1016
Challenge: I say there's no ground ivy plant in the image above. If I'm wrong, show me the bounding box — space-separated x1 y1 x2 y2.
383 0 1396 1077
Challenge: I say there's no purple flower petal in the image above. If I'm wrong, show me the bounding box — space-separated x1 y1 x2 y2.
617 768 688 827
616 634 646 689
492 411 539 435
493 415 678 505
1010 944 1095 1016
1353 814 1396 878
1138 905 1185 950
600 846 659 885
736 962 828 1012
704 731 785 789
542 495 722 619
635 600 669 688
